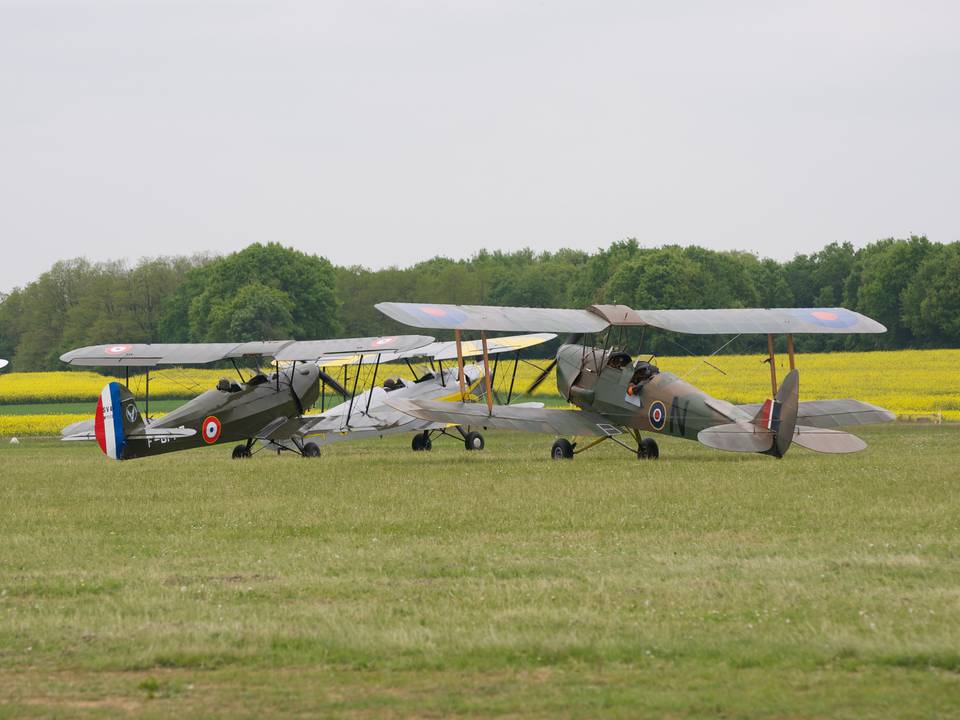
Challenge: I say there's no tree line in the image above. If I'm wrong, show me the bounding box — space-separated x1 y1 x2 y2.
0 236 957 369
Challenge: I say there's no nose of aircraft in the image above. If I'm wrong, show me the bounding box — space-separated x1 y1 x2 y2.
555 344 584 398
293 363 322 407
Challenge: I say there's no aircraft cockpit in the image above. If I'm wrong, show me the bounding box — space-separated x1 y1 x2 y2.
606 351 632 369
246 373 269 387
383 377 407 392
216 377 242 393
629 360 659 385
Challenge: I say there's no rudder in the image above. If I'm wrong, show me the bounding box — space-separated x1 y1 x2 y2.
94 382 143 460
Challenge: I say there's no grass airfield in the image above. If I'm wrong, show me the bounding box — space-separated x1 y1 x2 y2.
1 426 959 718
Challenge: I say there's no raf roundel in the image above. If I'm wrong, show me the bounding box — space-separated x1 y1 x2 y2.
105 344 132 355
372 336 397 347
648 400 667 431
201 416 222 444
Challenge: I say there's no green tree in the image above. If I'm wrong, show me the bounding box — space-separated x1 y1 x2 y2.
901 243 960 345
206 283 296 340
162 243 340 342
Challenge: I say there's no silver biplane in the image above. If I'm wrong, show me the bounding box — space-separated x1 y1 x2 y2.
376 302 896 460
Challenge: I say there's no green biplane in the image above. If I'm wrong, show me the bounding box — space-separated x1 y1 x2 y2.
376 302 896 460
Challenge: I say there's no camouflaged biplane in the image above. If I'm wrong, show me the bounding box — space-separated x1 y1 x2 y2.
58 333 553 460
376 302 896 460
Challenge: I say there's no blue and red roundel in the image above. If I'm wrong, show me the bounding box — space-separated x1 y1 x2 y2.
411 305 470 326
790 308 859 329
201 416 222 444
648 400 667 431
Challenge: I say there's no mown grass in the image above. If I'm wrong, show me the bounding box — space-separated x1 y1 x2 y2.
0 426 958 718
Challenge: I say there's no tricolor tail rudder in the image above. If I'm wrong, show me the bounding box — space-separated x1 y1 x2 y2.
94 382 143 460
750 369 799 458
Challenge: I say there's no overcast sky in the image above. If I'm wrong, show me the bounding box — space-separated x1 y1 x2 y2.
1 0 957 293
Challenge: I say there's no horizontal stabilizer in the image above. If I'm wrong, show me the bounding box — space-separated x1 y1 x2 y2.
736 399 895 428
697 422 775 453
791 426 867 454
63 426 196 441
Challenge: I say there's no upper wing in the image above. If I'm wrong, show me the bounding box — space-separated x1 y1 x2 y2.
274 335 434 361
736 399 895 428
309 333 558 366
60 336 435 367
376 302 609 333
60 341 296 367
623 307 886 334
401 332 557 361
378 301 884 335
385 397 621 437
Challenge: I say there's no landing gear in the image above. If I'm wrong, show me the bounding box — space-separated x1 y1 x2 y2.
411 431 432 452
232 444 251 459
301 442 321 458
464 431 485 451
551 438 575 460
550 429 660 461
638 437 659 460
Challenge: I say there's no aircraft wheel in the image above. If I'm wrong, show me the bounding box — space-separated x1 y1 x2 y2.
464 431 484 451
638 438 659 460
412 432 432 451
302 442 321 458
232 445 251 460
551 438 574 460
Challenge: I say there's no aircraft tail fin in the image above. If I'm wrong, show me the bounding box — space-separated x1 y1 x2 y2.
94 382 143 460
749 369 799 458
697 369 800 458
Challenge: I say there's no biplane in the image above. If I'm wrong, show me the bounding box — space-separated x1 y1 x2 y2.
375 302 896 460
288 334 554 453
58 333 553 460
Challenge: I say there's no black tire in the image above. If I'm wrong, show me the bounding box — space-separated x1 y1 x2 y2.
302 442 321 458
551 438 574 460
639 437 659 460
412 431 432 452
232 445 250 460
464 431 484 451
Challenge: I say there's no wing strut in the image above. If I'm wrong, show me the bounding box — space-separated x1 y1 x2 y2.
481 331 493 414
787 333 796 370
506 350 520 405
766 334 778 396
455 329 466 401
364 353 382 414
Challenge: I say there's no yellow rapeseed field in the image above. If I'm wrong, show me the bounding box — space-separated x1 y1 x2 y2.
0 350 956 434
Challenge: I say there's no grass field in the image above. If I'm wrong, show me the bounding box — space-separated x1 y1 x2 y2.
1 426 959 717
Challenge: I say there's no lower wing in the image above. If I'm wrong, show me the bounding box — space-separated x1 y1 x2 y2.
385 398 620 437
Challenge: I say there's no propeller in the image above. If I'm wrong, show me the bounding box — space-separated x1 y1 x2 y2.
523 333 583 394
318 369 351 399
525 358 558 394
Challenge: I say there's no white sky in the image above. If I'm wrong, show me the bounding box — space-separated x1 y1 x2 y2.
1 0 958 293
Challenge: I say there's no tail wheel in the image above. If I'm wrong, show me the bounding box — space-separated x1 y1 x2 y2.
464 431 484 451
551 438 574 460
232 445 251 460
638 438 659 460
302 442 321 458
